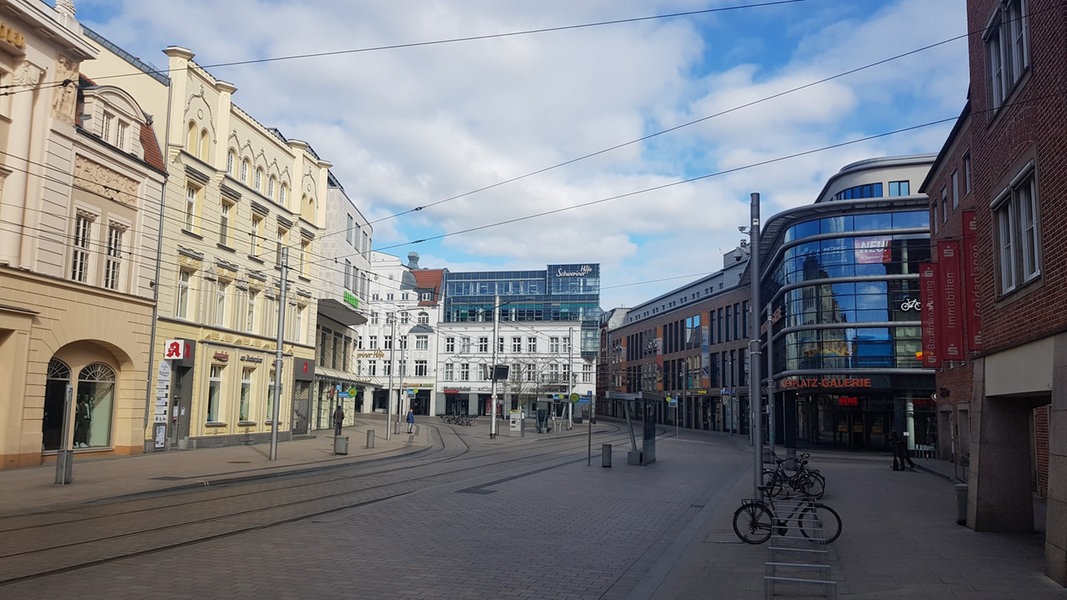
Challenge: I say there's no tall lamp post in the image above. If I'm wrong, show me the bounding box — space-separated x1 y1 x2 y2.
747 192 763 498
386 313 395 440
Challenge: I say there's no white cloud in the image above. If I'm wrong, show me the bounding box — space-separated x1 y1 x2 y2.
76 0 968 309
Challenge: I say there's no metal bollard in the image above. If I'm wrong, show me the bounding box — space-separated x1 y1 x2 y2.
602 443 612 468
366 429 375 449
955 483 968 525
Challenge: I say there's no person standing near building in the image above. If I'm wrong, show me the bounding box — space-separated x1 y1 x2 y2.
406 408 415 434
333 404 345 437
890 430 915 471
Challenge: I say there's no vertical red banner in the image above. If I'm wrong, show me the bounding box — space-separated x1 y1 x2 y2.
920 262 940 368
938 240 965 361
962 211 982 352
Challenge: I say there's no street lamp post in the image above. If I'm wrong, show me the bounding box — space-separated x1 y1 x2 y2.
748 192 763 498
386 312 396 441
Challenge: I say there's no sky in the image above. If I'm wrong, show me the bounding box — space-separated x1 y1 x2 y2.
67 0 969 310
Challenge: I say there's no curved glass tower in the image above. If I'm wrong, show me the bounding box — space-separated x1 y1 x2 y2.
761 156 936 451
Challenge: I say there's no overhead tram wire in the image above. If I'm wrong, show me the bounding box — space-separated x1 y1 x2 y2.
369 115 961 255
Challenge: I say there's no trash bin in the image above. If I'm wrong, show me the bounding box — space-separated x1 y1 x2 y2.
366 430 375 449
602 443 612 468
334 435 349 455
954 483 968 525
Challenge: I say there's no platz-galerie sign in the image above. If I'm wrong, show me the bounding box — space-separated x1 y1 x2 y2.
780 377 873 390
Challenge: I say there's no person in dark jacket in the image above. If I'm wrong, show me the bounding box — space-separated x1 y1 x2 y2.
891 430 915 471
333 404 345 436
406 408 415 433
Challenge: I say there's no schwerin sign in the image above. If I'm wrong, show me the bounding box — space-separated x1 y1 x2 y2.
780 376 873 390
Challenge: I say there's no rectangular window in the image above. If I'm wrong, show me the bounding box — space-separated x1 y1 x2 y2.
208 365 224 422
416 335 429 350
101 112 113 142
251 213 264 256
414 360 427 377
941 187 948 224
562 336 571 354
582 363 593 383
986 0 1030 111
103 223 124 290
266 370 276 422
460 363 470 381
462 337 471 353
71 213 92 283
888 180 910 196
995 166 1039 293
445 337 455 352
368 361 377 376
951 169 960 210
184 184 198 230
478 337 489 353
527 337 537 353
176 269 193 319
369 336 378 350
444 363 454 381
963 154 972 194
346 215 354 245
550 337 560 353
116 121 128 150
240 368 254 421
512 337 522 352
215 280 228 327
246 289 258 332
276 227 288 265
219 200 232 246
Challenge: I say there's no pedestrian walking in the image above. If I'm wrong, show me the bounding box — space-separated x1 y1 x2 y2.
333 404 345 437
406 408 415 433
890 430 915 471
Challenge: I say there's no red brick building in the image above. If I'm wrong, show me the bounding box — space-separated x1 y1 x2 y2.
922 0 1067 585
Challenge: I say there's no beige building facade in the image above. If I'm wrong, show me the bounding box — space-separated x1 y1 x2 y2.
0 1 166 468
81 39 330 450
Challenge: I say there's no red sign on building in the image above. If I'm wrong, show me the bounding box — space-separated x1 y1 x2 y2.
962 211 982 352
938 240 965 361
919 263 939 368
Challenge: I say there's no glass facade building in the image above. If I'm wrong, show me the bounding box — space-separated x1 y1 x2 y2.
761 156 936 451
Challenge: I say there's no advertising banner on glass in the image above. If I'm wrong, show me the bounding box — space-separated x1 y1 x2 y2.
919 262 940 368
937 240 965 361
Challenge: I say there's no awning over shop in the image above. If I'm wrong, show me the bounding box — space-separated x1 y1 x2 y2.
314 366 380 390
317 298 367 327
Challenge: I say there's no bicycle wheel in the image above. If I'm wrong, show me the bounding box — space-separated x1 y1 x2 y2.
800 471 826 499
762 469 784 498
732 501 774 544
798 502 842 544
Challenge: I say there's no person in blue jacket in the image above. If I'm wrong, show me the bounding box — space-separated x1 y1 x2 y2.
406 408 415 433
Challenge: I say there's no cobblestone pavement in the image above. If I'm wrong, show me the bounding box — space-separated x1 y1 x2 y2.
1 419 1064 599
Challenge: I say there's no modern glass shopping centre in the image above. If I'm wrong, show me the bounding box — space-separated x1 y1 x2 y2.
760 155 937 451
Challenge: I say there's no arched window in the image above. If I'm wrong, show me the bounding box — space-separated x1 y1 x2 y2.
199 129 210 160
227 150 237 176
240 159 250 183
76 363 116 449
267 176 276 199
255 168 264 191
42 359 72 451
303 195 316 220
279 183 288 206
186 121 197 154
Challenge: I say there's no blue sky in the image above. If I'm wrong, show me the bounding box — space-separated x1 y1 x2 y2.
65 0 969 309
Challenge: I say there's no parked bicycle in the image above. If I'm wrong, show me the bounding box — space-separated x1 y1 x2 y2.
438 414 478 426
732 485 842 545
761 450 826 499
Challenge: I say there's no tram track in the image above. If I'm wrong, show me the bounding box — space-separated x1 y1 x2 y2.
0 421 637 586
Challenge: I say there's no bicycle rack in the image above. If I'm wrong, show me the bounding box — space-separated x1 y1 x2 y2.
764 499 837 599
